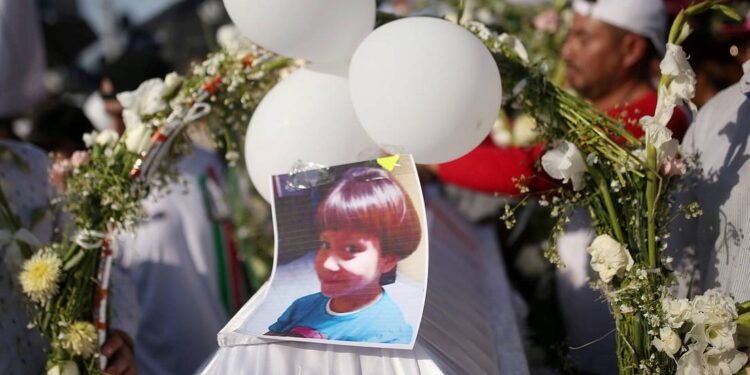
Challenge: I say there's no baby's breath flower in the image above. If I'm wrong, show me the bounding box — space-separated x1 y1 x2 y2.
225 151 240 164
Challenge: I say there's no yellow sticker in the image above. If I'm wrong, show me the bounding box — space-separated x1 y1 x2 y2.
377 155 400 171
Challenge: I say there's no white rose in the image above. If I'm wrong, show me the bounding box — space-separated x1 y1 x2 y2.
94 129 119 147
663 297 691 329
541 140 587 191
124 123 153 155
691 289 738 325
652 327 681 358
586 234 634 283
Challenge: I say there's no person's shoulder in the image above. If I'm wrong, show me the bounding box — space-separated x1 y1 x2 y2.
290 292 327 309
369 292 413 343
0 139 49 169
685 82 745 150
370 291 408 320
700 82 744 116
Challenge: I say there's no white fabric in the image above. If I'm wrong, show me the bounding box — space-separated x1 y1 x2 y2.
555 208 617 374
0 140 52 375
670 61 750 302
0 0 47 117
572 0 666 56
83 92 114 132
111 148 229 375
201 189 528 375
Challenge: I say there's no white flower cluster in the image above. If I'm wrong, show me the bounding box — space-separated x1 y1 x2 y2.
116 74 185 155
216 25 259 58
655 291 748 374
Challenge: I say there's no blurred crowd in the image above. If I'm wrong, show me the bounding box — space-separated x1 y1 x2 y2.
2 0 750 374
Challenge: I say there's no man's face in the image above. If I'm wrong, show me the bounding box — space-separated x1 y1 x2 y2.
562 13 626 100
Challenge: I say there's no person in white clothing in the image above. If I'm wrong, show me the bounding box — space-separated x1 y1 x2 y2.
670 60 750 302
112 147 235 375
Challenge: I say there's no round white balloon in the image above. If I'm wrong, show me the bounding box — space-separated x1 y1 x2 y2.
349 17 502 164
223 0 375 62
244 66 381 202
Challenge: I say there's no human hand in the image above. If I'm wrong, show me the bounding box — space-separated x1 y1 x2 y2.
101 330 136 375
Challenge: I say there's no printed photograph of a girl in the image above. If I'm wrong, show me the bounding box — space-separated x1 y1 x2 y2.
236 155 427 349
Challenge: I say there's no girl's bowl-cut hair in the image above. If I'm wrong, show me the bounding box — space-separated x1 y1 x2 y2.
315 167 422 261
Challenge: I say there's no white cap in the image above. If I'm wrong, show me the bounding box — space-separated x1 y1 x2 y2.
572 0 667 56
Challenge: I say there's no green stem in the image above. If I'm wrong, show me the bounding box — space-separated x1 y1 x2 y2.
589 167 624 243
457 0 466 23
645 144 657 268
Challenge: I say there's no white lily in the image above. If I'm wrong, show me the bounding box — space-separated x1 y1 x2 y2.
661 43 698 118
541 140 587 191
124 123 153 155
116 78 167 129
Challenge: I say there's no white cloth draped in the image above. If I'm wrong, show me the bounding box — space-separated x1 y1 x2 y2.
200 189 528 375
111 148 229 375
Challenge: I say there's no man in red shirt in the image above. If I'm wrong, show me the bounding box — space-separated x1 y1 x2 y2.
436 0 688 195
435 1 690 373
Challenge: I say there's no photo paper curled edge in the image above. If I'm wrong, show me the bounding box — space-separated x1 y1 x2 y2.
251 154 429 350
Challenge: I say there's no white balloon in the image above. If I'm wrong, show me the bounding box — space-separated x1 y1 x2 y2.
223 0 375 62
244 66 381 202
349 17 502 164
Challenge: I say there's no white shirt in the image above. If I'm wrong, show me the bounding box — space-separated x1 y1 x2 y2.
671 62 750 302
112 148 229 375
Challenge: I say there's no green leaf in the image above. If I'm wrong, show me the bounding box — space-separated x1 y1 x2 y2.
737 312 750 347
712 4 743 22
29 206 48 229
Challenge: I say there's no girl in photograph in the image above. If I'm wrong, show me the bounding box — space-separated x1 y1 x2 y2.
267 166 422 344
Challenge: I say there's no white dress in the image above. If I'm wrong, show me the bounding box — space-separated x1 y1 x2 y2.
111 148 230 375
200 188 529 375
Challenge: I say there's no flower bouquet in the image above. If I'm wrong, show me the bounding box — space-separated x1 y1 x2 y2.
470 1 750 373
13 28 287 374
